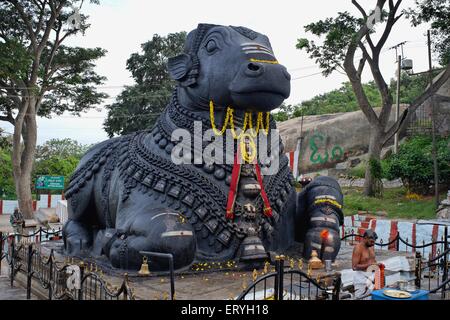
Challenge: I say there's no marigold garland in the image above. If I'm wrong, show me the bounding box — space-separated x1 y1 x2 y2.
209 100 270 139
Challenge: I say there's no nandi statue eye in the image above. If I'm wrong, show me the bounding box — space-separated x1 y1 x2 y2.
205 39 219 53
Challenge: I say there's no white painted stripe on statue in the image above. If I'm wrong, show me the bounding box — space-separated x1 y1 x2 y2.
161 231 193 237
244 245 265 252
242 45 274 53
151 212 181 221
244 50 276 58
241 43 273 52
310 216 337 224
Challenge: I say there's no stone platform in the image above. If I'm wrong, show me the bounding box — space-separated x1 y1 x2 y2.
36 241 413 300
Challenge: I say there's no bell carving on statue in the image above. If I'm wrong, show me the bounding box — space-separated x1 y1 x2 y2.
138 256 150 276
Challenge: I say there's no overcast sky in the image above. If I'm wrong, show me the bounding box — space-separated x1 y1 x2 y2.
1 0 433 145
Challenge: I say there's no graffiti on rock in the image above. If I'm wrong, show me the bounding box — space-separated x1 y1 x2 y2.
309 133 344 165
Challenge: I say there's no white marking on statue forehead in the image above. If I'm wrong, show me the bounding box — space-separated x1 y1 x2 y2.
241 43 272 49
241 43 274 55
243 50 275 59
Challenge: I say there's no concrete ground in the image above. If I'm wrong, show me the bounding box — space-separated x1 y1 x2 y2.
0 264 38 300
0 214 14 234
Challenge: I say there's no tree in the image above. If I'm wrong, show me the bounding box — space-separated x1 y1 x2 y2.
384 135 450 194
391 70 442 105
33 138 89 192
293 81 382 117
35 137 90 160
0 127 11 149
274 74 434 123
406 0 450 65
272 103 295 122
104 32 186 137
0 128 13 198
0 0 107 218
33 154 79 191
297 0 450 197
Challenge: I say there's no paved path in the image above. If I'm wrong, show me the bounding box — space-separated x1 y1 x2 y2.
0 266 36 300
0 214 13 233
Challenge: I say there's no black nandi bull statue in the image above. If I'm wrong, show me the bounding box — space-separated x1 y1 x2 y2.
63 24 344 271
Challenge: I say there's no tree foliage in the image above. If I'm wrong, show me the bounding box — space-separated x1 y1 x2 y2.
384 135 450 194
35 138 90 160
296 11 364 77
33 154 80 191
104 32 186 137
272 103 295 122
0 130 14 198
0 0 107 217
0 138 89 198
273 71 434 122
0 0 107 121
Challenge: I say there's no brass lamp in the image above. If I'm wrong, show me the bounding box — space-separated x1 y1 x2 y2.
308 250 323 269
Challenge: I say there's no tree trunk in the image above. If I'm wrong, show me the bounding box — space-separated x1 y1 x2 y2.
363 126 383 196
16 168 34 219
12 98 38 219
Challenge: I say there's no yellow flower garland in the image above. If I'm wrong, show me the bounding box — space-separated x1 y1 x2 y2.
209 100 270 139
210 100 230 136
209 100 271 163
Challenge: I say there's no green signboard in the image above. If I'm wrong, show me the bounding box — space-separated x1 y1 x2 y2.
35 176 65 190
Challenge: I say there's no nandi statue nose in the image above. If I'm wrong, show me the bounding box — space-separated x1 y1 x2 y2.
245 62 264 77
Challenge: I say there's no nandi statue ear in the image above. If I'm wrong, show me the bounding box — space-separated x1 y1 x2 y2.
167 53 197 87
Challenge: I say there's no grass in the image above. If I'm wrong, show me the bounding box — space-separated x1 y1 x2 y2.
342 187 443 220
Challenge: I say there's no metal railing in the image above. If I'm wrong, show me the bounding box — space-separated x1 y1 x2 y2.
139 251 175 300
3 236 135 300
415 247 450 299
236 255 341 300
341 227 448 257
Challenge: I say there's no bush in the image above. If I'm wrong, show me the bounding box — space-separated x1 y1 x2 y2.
0 148 15 198
348 162 367 179
347 160 390 180
384 135 450 195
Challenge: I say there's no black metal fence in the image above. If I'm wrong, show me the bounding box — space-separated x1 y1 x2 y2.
237 255 341 300
341 227 448 257
139 251 175 300
1 231 135 300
